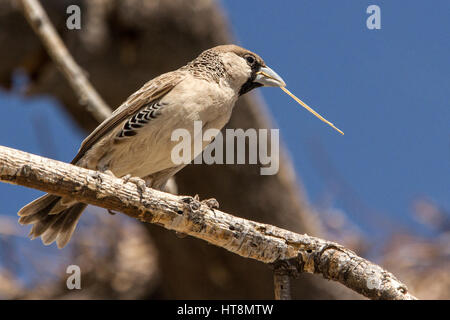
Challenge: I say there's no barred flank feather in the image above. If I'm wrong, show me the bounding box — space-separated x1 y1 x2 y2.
18 194 86 248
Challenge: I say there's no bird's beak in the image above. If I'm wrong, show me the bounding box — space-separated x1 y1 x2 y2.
255 66 286 87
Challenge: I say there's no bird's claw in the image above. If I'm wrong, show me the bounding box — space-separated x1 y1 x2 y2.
202 198 219 209
122 174 147 193
121 174 132 183
182 195 219 210
192 195 219 209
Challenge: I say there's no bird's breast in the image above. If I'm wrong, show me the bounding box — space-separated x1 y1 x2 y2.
96 75 238 178
163 75 238 124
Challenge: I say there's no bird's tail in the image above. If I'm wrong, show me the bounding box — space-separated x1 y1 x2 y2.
17 194 86 248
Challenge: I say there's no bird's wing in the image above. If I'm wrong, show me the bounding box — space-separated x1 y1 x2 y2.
71 71 187 165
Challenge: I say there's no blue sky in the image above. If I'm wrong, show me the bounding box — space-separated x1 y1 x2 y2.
0 0 449 243
221 0 450 235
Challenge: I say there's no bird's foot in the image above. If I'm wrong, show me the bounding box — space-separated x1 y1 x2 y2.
201 197 220 210
122 174 147 194
191 194 219 209
181 195 219 211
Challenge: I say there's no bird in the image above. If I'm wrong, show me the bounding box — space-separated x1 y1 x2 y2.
17 44 286 248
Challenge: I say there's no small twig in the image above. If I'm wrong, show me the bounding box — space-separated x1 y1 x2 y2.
18 0 112 122
0 145 418 300
273 268 291 300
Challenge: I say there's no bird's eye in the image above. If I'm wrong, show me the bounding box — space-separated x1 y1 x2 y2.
245 55 255 65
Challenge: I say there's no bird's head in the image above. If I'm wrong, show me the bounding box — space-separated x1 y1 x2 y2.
186 45 344 135
189 44 286 96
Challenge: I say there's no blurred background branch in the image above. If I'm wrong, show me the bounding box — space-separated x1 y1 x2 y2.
18 0 112 122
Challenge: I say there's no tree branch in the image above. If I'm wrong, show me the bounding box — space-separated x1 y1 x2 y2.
0 145 417 300
273 266 291 300
18 0 112 122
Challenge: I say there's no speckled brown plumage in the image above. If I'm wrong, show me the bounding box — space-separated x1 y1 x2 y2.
181 48 225 83
17 44 284 249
